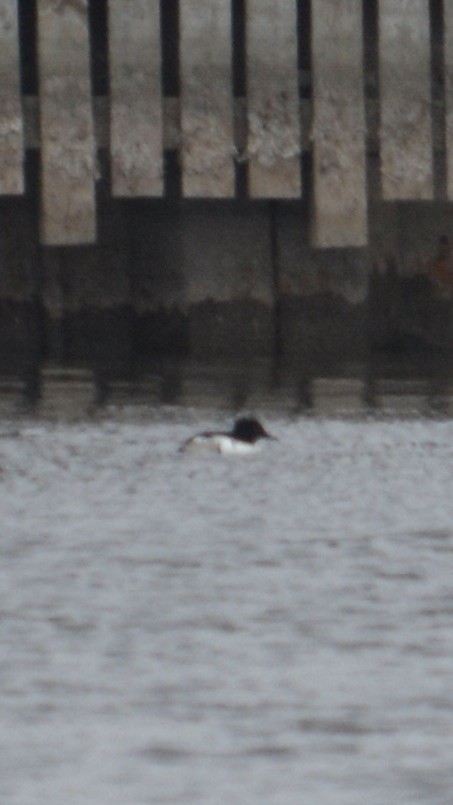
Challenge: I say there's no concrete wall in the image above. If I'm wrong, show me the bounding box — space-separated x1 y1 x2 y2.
2 151 452 377
1 1 452 379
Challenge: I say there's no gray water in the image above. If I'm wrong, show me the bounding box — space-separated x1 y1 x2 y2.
1 368 453 804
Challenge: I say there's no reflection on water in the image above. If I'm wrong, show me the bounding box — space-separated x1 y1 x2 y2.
0 353 452 419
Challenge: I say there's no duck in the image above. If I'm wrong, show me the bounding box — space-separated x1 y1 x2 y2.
180 417 276 455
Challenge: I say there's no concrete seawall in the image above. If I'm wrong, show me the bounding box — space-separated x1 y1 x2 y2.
1 154 452 375
1 1 452 371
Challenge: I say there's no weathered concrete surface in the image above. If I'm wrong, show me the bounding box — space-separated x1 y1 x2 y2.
124 201 188 356
275 203 370 363
379 0 433 200
368 260 453 354
108 0 163 197
40 158 132 366
35 198 275 364
443 4 453 199
0 154 42 396
180 0 235 197
37 0 96 244
367 197 453 351
128 202 274 358
1 181 452 371
311 0 367 247
246 0 301 198
0 1 24 194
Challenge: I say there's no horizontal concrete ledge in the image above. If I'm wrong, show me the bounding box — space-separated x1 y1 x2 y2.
3 361 453 418
21 96 447 156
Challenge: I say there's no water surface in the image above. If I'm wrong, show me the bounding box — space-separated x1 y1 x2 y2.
0 364 452 804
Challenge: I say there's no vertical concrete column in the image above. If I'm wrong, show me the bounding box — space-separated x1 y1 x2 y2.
108 0 163 197
246 0 301 198
444 4 453 199
379 0 433 199
311 0 367 247
180 0 235 197
37 0 96 244
0 1 24 194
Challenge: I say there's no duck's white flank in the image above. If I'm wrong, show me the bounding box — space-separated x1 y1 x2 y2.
182 434 263 455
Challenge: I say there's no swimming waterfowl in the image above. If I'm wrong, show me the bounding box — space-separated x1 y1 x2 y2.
180 417 276 455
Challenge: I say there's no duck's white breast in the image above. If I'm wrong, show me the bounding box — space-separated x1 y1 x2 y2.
215 436 261 455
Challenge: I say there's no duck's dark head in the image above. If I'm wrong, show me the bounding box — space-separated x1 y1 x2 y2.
232 417 275 443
